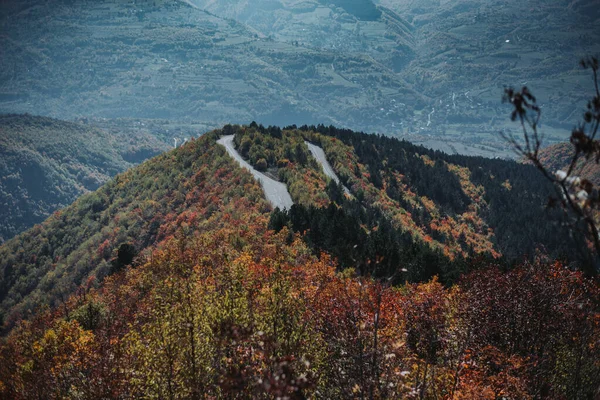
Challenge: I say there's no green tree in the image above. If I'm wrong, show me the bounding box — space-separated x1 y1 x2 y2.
255 158 268 171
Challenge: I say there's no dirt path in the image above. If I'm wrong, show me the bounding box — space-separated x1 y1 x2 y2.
217 135 293 210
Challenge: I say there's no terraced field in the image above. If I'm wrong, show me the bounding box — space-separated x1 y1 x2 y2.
0 0 423 135
1 0 598 156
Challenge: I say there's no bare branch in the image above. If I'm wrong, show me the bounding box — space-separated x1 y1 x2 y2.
501 59 600 274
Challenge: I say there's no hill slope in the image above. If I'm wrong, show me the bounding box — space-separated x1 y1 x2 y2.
538 141 600 186
0 125 598 399
0 128 268 328
0 124 587 331
0 114 168 243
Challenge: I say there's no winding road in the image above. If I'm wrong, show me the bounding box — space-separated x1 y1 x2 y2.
217 135 294 210
217 135 350 209
305 142 351 195
427 107 435 127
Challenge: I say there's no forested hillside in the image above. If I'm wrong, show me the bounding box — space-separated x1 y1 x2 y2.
234 124 586 272
1 0 599 396
1 124 591 329
0 124 599 398
3 228 599 399
0 114 167 243
0 129 268 330
0 125 598 398
378 0 600 146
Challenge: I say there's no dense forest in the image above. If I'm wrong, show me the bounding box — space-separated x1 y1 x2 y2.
0 129 268 331
234 123 589 271
1 215 598 399
300 124 589 262
1 0 599 396
0 114 167 243
0 124 598 398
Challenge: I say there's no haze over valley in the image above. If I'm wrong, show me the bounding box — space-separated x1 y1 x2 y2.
1 0 599 155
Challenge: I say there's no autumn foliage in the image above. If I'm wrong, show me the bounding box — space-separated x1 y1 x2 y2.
1 222 598 398
1 125 599 398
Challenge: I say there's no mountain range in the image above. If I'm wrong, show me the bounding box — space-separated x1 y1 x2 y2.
1 0 599 156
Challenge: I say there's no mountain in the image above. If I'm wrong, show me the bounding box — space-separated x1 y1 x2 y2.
0 114 168 244
2 0 598 158
377 0 600 145
0 124 598 399
0 0 423 135
186 0 414 69
0 123 587 326
1 0 599 396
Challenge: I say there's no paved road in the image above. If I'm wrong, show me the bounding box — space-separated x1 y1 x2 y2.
217 135 294 210
305 141 351 195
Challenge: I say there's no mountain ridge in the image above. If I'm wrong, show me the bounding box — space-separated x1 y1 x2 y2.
0 125 598 400
0 123 588 332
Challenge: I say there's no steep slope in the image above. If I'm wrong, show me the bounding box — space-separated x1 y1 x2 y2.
0 124 589 330
233 125 585 266
217 134 293 209
2 0 596 156
0 129 268 328
538 141 600 185
0 0 423 133
0 127 598 398
0 114 167 243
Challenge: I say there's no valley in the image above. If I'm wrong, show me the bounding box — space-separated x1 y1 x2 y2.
1 0 598 156
0 0 422 143
0 114 168 243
